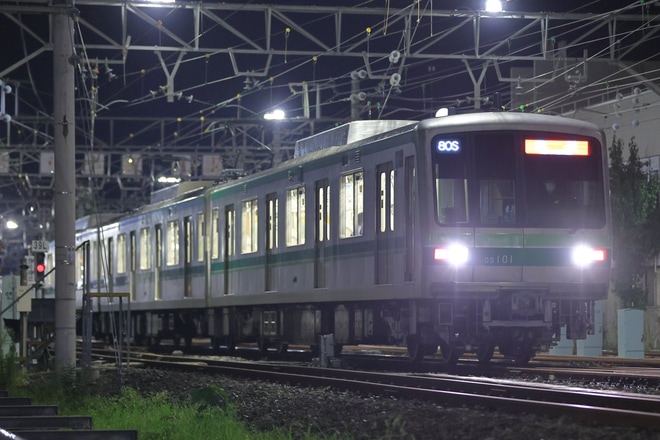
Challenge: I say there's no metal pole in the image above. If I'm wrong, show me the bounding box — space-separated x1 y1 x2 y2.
53 1 77 372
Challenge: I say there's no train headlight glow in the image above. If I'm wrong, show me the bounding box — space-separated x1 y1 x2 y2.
434 244 469 266
571 245 606 267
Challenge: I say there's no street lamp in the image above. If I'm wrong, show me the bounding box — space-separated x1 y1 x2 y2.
264 109 286 120
485 0 503 12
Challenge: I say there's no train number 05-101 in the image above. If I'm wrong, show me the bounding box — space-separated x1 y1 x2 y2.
483 255 514 265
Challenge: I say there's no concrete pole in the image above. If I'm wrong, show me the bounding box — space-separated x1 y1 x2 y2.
53 2 77 372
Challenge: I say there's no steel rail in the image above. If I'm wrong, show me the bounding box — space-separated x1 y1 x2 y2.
89 349 660 430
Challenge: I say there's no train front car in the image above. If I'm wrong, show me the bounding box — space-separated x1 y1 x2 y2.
414 113 611 365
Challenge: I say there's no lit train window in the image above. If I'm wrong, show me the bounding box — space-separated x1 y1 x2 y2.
266 193 279 250
129 232 136 273
211 208 220 260
139 227 151 270
155 224 162 301
524 134 604 228
432 134 468 225
286 186 306 246
316 182 330 242
166 220 180 266
474 133 516 225
117 233 126 274
197 213 205 262
184 216 193 264
225 205 235 257
241 198 258 254
340 170 364 238
524 139 589 156
76 246 84 289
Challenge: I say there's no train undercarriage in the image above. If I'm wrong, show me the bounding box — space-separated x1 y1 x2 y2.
89 293 595 366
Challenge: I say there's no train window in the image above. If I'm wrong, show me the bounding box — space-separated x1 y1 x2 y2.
474 133 516 225
241 198 259 254
390 169 395 231
197 213 205 262
211 208 220 260
130 231 136 273
316 182 330 242
166 220 180 266
339 170 364 238
225 205 236 257
184 216 193 264
155 224 162 301
76 246 84 289
378 167 395 232
139 227 151 270
286 186 306 246
107 237 114 282
266 193 279 250
434 173 468 225
524 134 605 228
432 134 469 225
117 233 126 274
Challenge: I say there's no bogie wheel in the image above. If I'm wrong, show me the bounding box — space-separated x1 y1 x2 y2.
258 337 271 353
513 347 535 366
407 334 424 362
476 343 495 364
222 336 236 353
440 340 462 366
276 342 289 355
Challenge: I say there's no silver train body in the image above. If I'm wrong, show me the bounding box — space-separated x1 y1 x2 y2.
70 112 612 364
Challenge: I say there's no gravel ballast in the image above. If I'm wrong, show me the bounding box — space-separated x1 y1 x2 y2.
91 367 659 440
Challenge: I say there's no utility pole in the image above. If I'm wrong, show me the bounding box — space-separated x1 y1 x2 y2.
53 0 77 372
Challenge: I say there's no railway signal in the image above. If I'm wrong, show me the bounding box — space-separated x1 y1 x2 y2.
34 252 46 277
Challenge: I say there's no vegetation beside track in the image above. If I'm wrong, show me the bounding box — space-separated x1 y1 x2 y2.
0 341 344 440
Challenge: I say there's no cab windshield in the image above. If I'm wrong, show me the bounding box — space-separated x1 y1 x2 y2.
432 131 606 228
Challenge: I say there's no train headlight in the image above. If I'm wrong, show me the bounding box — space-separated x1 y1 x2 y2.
434 244 469 266
571 245 606 267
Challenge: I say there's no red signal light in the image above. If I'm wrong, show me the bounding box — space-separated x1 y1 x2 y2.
34 252 46 276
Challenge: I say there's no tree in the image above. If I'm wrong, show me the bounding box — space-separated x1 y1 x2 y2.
609 136 660 308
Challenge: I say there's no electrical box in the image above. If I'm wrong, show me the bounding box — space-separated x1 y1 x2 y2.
16 285 32 313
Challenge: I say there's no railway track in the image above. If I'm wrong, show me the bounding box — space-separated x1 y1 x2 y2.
89 348 660 430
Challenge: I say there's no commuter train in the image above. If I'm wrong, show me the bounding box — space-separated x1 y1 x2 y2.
69 112 612 365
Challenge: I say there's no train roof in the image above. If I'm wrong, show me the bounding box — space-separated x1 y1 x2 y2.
150 181 215 204
294 120 417 157
416 111 602 133
75 113 603 234
75 213 123 231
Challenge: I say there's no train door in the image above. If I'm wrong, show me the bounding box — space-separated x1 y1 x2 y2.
155 223 163 300
183 215 193 297
375 162 395 284
314 179 330 288
472 132 523 284
129 231 136 301
265 193 278 291
404 155 415 282
223 204 235 295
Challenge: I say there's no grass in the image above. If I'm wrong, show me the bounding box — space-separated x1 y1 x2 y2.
0 327 348 440
9 366 345 440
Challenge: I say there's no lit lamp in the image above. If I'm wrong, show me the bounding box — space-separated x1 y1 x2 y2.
264 109 286 120
485 0 503 12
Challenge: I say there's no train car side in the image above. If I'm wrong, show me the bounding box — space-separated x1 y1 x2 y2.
70 114 611 364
